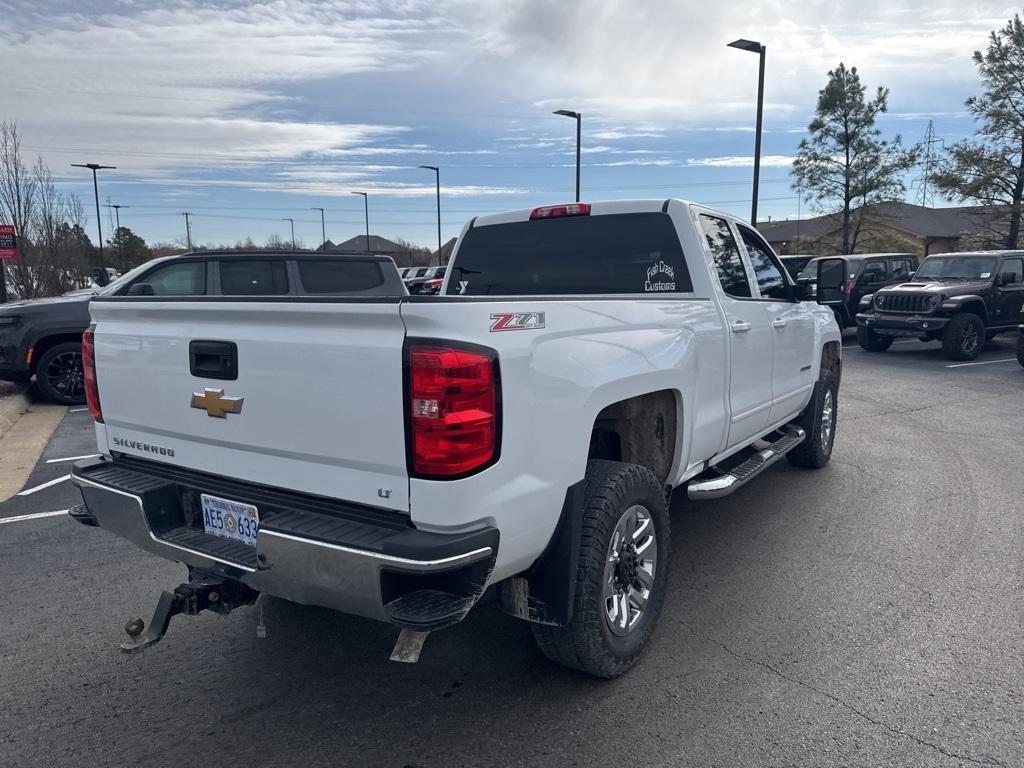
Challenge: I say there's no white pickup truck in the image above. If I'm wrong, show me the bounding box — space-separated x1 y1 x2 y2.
71 201 843 678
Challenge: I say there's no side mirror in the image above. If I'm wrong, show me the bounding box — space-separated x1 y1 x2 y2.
92 268 110 287
907 271 916 281
127 283 155 296
816 257 846 305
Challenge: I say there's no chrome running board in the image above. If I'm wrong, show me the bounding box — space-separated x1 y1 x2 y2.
687 426 806 501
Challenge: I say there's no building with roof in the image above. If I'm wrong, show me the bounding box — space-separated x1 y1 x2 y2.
757 202 1009 257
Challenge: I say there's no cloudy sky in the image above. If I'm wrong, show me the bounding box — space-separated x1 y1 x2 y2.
1 0 1018 250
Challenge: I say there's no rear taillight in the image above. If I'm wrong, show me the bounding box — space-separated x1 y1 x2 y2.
82 326 103 423
425 278 443 292
406 343 498 477
530 203 591 220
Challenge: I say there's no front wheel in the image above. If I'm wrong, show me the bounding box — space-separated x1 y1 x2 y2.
857 326 893 352
35 341 86 405
787 367 838 469
531 460 670 678
941 313 984 361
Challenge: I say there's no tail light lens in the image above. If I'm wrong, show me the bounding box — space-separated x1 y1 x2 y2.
407 343 498 477
82 326 103 423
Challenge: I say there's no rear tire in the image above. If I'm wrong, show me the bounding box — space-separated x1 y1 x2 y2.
787 367 838 469
857 326 893 352
531 460 670 678
941 313 984 361
35 341 86 405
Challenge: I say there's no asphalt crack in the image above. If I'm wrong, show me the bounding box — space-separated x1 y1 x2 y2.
710 638 1006 767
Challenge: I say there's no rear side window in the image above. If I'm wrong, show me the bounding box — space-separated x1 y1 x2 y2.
699 214 751 298
445 212 692 295
220 260 289 295
140 262 206 296
298 260 384 294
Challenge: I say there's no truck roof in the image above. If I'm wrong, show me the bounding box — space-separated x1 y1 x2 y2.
471 199 694 228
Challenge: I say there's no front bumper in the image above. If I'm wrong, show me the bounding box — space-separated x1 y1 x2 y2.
71 457 498 630
856 311 950 336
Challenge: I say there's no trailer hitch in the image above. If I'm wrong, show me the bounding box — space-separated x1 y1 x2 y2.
121 576 259 653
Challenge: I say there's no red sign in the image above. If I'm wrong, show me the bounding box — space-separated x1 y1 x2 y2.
0 225 17 260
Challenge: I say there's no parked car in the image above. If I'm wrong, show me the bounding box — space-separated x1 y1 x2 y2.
405 265 447 295
0 252 404 404
779 254 815 279
71 198 843 678
1017 324 1024 368
798 253 918 327
856 250 1024 360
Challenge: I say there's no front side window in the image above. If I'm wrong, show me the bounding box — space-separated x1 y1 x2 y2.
699 214 751 298
891 259 913 281
220 260 289 295
860 261 888 283
1000 258 1024 285
139 262 207 296
737 225 789 300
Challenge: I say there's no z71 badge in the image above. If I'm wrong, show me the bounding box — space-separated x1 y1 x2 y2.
489 311 546 332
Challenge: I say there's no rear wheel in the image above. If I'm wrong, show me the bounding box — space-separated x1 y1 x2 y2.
531 460 670 678
787 367 838 469
941 313 984 361
35 341 86 405
856 326 893 352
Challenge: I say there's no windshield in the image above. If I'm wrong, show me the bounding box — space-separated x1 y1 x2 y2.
914 256 997 282
95 258 166 295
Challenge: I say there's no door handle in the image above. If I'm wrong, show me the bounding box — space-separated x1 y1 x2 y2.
772 318 789 329
731 320 752 334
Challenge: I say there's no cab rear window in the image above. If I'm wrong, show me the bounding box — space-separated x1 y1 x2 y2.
446 212 692 296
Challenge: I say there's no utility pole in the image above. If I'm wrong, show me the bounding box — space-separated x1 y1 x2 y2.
351 192 369 253
553 109 582 201
106 204 129 272
282 218 295 250
311 207 326 250
180 212 193 251
418 166 441 265
71 163 116 283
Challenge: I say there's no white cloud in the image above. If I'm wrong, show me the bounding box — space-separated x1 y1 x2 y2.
687 155 796 168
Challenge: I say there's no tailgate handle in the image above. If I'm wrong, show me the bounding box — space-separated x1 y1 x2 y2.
190 340 238 381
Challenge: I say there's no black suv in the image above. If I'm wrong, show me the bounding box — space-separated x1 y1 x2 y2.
856 250 1024 360
0 251 405 404
798 253 918 327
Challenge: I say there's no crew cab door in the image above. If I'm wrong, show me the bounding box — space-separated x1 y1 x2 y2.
696 213 773 446
735 224 817 423
995 256 1024 326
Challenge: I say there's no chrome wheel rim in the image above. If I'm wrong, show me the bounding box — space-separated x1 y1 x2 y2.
820 389 834 446
46 351 84 400
960 324 979 354
603 504 657 637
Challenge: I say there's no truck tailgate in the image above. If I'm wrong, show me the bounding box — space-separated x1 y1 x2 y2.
89 300 409 511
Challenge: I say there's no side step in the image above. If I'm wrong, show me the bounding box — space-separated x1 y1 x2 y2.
687 426 806 501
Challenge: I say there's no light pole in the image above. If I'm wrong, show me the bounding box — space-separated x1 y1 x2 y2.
71 163 116 283
553 109 582 202
105 203 130 272
727 38 766 226
180 212 193 251
351 192 369 253
418 166 441 265
282 218 295 250
311 207 326 250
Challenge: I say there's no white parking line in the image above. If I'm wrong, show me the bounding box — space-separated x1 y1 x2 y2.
16 474 71 496
45 454 100 464
946 357 1017 369
0 510 68 525
69 408 89 413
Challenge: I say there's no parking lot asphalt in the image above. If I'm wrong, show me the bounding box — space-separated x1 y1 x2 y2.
0 333 1021 768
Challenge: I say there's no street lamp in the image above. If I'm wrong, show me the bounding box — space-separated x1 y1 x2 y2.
350 192 369 253
553 109 581 202
418 166 442 264
727 38 766 226
71 163 116 283
311 207 326 250
282 218 295 250
105 203 130 272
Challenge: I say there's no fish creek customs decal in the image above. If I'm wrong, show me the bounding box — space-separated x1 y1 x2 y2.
489 311 546 332
645 259 676 292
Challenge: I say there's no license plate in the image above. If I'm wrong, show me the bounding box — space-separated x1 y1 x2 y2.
201 493 259 547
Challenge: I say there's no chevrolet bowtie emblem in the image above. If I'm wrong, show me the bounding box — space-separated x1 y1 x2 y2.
190 388 244 418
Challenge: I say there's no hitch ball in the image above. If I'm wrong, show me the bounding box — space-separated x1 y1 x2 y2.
125 618 145 639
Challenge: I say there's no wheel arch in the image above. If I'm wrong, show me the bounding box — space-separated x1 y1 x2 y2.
586 389 682 487
29 330 85 373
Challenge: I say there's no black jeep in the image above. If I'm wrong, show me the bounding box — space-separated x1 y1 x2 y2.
855 251 1024 360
